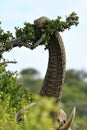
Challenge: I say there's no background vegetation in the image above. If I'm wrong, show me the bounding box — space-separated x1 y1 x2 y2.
0 64 56 130
17 68 87 130
0 62 86 129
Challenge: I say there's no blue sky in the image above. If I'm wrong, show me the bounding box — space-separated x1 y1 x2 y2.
0 0 87 77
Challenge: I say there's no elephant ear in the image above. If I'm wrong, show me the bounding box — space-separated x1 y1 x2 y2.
59 107 76 130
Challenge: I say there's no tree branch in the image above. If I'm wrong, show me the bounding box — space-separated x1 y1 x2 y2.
32 34 46 49
9 34 46 50
0 60 17 65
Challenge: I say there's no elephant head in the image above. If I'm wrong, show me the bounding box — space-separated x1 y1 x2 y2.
57 107 76 130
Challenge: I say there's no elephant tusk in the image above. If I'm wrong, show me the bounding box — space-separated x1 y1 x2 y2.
16 102 36 122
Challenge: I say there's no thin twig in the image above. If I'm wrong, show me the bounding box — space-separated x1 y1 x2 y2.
10 38 28 47
9 38 33 49
32 34 46 48
24 43 32 49
0 60 17 65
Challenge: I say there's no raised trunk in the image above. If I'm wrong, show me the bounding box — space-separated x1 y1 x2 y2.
40 31 66 102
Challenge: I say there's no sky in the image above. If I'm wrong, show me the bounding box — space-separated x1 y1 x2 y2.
0 0 87 77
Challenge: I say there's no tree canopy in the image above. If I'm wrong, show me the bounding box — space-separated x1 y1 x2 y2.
0 12 79 55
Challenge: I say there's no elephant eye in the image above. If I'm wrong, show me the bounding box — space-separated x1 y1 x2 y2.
63 120 66 124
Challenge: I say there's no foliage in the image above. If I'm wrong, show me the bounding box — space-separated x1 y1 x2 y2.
0 12 79 53
0 64 60 130
18 68 87 129
74 117 87 130
18 68 42 93
0 64 87 130
19 97 59 130
20 68 40 77
63 69 87 104
62 69 87 130
15 12 79 45
0 67 87 130
0 94 60 130
0 63 32 110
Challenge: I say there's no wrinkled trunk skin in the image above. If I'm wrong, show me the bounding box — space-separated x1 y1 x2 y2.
40 31 66 102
